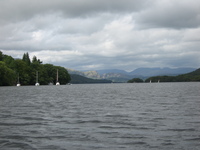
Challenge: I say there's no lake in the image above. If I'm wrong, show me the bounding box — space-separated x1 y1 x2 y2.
0 83 200 150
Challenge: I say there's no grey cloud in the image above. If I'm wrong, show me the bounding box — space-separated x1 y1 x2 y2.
136 0 200 29
0 0 149 24
163 52 200 68
56 14 113 35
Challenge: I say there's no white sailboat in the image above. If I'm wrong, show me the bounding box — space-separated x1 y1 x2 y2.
16 73 21 86
35 71 40 86
56 69 60 86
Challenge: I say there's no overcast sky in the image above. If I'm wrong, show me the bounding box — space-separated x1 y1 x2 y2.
0 0 200 71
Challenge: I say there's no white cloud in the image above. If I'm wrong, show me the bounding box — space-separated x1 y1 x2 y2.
0 0 200 71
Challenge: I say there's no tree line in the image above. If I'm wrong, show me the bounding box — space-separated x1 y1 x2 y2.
127 68 200 83
145 68 200 82
0 51 71 86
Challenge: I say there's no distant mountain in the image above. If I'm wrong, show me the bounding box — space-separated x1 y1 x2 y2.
96 69 128 75
67 68 140 82
100 72 143 82
67 67 197 83
66 68 85 76
70 74 112 84
129 67 196 77
67 68 101 79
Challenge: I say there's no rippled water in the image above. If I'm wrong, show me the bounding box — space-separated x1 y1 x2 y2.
0 83 200 150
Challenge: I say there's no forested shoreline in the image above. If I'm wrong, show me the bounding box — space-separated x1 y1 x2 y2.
0 51 71 86
128 68 200 83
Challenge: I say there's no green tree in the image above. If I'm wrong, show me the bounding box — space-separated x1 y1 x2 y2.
32 56 37 63
0 51 3 61
29 63 49 85
43 64 71 85
32 56 42 64
43 64 56 84
2 54 15 69
55 66 71 84
22 52 31 65
0 61 16 86
13 59 31 85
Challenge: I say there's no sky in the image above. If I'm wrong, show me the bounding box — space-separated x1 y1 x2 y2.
0 0 200 71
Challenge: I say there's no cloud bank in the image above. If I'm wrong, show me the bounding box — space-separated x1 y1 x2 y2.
0 0 200 71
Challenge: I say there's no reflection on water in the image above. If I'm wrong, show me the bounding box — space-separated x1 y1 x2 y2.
0 83 200 150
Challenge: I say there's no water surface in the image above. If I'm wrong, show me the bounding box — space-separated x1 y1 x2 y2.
0 83 200 149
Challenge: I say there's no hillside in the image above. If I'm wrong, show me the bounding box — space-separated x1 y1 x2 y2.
129 67 196 76
176 68 200 81
186 68 200 76
144 68 200 82
70 74 112 84
67 68 101 79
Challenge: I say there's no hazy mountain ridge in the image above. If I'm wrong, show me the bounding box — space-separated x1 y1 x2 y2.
66 68 101 79
96 69 128 75
67 67 197 82
129 67 196 76
70 74 112 84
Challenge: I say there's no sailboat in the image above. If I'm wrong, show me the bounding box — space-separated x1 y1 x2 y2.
56 69 60 86
16 73 21 86
35 71 40 86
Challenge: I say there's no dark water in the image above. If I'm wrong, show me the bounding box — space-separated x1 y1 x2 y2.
0 83 200 150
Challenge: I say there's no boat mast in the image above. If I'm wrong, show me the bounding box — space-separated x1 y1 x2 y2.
36 71 38 83
17 73 21 86
18 73 20 84
57 69 58 82
56 69 60 85
35 71 40 86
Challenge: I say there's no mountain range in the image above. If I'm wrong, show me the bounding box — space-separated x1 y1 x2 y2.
67 67 197 82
